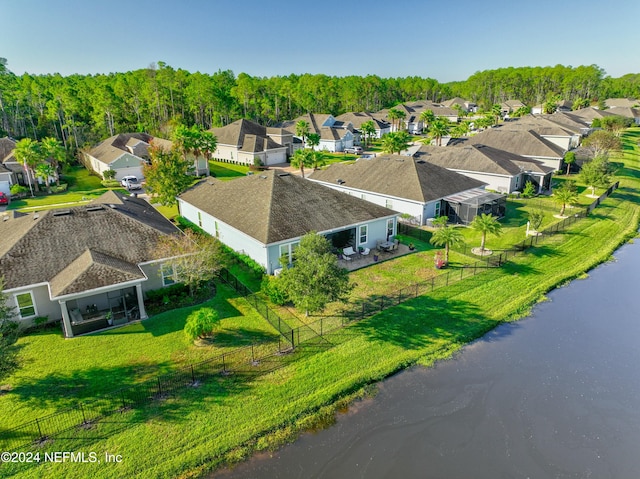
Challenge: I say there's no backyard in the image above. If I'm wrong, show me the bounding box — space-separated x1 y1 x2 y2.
2 129 640 478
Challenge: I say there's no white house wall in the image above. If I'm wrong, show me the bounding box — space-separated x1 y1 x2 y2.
447 170 516 193
523 155 563 171
110 153 144 180
178 199 269 271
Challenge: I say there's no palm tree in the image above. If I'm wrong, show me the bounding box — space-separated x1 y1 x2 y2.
173 124 197 162
451 121 471 139
295 120 310 147
419 109 435 131
430 225 464 264
35 163 56 193
310 150 326 171
428 118 450 146
197 130 217 175
360 120 376 147
290 149 313 178
41 137 65 186
491 104 502 125
563 151 576 176
13 138 42 195
387 108 405 132
381 131 411 155
471 213 502 253
307 133 320 151
553 182 578 216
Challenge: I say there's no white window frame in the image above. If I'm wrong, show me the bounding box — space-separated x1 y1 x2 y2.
15 291 37 319
385 199 393 209
197 211 203 228
358 224 368 245
161 263 176 286
279 241 300 266
435 201 441 217
386 218 395 238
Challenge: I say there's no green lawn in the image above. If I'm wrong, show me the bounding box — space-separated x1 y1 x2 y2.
3 129 640 478
209 161 250 180
0 283 280 429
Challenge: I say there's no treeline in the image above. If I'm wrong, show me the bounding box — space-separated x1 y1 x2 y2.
0 58 637 155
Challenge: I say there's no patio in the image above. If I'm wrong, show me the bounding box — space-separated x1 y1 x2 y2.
338 243 415 271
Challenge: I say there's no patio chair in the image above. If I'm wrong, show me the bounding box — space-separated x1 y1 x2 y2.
376 239 384 251
361 247 370 255
343 246 356 257
391 239 399 251
342 254 352 261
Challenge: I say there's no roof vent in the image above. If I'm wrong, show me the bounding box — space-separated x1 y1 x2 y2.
85 206 103 212
337 179 345 185
259 175 268 179
52 210 72 216
277 172 290 177
33 213 39 220
2 215 8 222
108 204 117 209
416 160 426 164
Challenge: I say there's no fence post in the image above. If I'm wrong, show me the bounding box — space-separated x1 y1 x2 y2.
35 417 43 440
460 268 463 280
191 365 195 383
398 289 402 304
157 377 162 396
446 271 450 286
474 263 477 275
79 403 87 424
362 302 365 320
431 277 435 291
291 330 295 348
222 354 226 373
380 297 384 311
121 391 127 410
416 284 419 298
251 344 255 363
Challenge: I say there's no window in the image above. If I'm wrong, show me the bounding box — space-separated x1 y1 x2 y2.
197 211 203 228
15 292 36 318
385 199 393 209
361 194 366 200
214 221 219 238
359 225 368 245
161 263 176 286
279 242 300 266
435 202 441 217
386 218 395 238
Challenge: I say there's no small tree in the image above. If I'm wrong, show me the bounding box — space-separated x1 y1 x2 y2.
528 209 544 232
103 169 116 180
307 133 320 151
381 131 411 154
563 151 576 175
157 229 226 297
35 163 56 194
143 145 194 206
431 215 448 228
471 213 502 253
184 307 220 342
278 232 353 316
582 130 621 158
295 120 310 146
290 149 314 178
580 157 611 196
0 277 19 381
429 225 464 264
360 120 376 147
521 181 536 198
553 181 578 216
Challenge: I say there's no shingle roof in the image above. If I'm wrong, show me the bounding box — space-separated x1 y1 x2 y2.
544 111 591 133
0 191 180 292
210 119 285 151
453 128 566 158
178 171 396 245
606 106 640 120
570 107 617 121
499 116 576 136
0 137 16 163
415 144 553 176
308 155 486 203
604 98 639 108
335 112 390 130
88 133 155 165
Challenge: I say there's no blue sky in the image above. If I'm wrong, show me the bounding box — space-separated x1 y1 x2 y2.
2 0 638 82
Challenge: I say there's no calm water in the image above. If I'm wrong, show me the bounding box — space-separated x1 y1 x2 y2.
215 239 640 479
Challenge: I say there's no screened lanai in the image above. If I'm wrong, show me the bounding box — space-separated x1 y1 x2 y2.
443 188 507 225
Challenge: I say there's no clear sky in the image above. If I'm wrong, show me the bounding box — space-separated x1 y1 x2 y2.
2 0 638 82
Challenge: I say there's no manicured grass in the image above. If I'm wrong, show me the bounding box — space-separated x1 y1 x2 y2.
4 129 640 478
61 166 104 191
153 204 179 220
209 161 250 180
0 283 280 429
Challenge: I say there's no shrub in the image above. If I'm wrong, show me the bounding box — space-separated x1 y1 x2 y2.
261 275 289 305
521 181 536 198
10 184 28 197
50 184 68 193
101 180 121 188
184 307 220 341
103 169 116 180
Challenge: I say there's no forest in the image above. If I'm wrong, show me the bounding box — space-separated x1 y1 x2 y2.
0 57 638 155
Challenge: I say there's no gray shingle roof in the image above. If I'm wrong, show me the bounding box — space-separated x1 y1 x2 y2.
0 137 16 163
570 107 617 121
178 171 396 245
308 155 486 203
415 144 553 176
210 119 285 151
335 112 390 130
0 191 180 292
87 133 155 165
453 129 566 158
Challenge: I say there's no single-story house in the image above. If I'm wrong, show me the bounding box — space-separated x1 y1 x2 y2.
452 128 566 171
570 106 618 126
0 136 58 190
415 144 554 194
544 111 593 136
335 112 391 140
500 116 581 150
210 119 291 165
606 107 640 125
0 190 182 337
442 97 478 113
177 171 398 274
280 113 355 152
84 133 150 180
373 101 459 135
501 100 526 116
308 155 486 225
604 98 639 109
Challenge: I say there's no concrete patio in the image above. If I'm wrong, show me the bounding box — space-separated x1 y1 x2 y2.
337 243 415 271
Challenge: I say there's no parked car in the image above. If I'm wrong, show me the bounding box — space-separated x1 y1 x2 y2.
344 146 363 155
0 192 8 205
121 175 142 190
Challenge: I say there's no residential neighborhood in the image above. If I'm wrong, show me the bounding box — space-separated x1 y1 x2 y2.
0 51 639 479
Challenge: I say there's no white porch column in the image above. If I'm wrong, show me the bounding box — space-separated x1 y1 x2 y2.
135 283 148 320
538 178 544 194
59 300 74 338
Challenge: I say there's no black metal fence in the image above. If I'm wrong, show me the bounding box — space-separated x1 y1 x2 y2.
2 182 619 451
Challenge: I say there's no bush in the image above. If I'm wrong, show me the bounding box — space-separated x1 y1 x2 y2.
101 180 121 188
521 181 536 198
184 307 219 341
50 184 68 193
261 275 289 305
10 184 28 197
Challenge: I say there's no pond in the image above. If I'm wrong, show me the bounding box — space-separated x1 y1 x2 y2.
214 238 640 478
